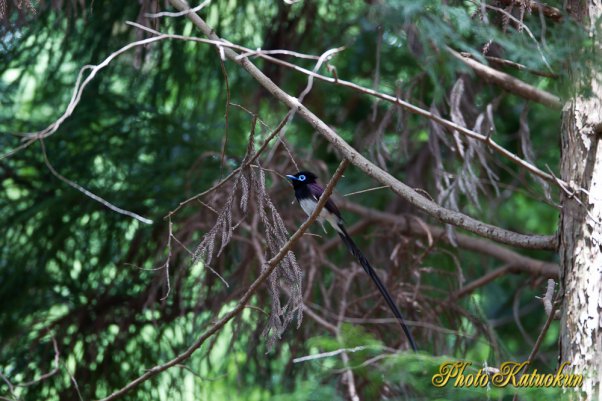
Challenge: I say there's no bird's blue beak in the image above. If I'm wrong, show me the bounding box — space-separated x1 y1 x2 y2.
286 174 297 181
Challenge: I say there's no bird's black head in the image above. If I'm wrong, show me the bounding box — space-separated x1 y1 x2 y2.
286 171 318 188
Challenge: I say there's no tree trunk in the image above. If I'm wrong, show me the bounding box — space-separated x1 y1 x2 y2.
559 2 602 400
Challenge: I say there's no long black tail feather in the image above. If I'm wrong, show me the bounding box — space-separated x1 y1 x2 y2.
337 223 417 351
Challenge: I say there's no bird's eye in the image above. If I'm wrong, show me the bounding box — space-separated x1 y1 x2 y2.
298 175 306 181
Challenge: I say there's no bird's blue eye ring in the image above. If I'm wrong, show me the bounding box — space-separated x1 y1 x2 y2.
298 175 306 181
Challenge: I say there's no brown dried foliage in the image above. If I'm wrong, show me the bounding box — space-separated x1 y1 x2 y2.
192 123 303 349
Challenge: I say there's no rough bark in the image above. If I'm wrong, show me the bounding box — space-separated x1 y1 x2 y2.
559 2 602 399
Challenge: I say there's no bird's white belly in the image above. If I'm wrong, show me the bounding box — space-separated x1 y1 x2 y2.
299 198 323 219
299 198 340 232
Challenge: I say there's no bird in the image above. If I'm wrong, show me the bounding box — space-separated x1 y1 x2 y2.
286 170 417 351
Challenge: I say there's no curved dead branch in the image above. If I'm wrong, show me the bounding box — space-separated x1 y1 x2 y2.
448 47 562 108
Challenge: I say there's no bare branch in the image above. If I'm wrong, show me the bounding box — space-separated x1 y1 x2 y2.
18 337 60 387
511 283 559 401
62 361 84 401
0 373 16 400
234 49 321 61
145 0 210 18
301 303 338 333
513 284 536 348
293 346 373 363
343 185 390 197
340 350 360 401
459 52 560 79
336 271 361 401
217 48 231 177
159 220 173 300
448 47 561 108
340 200 559 272
449 264 514 300
22 35 168 142
40 140 153 225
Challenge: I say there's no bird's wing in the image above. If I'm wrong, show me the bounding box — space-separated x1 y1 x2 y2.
308 182 342 220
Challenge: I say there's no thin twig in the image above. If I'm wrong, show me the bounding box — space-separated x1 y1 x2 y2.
371 26 383 122
145 0 210 18
22 35 168 141
513 284 535 348
164 110 292 219
293 346 374 363
546 164 599 225
40 139 153 225
235 48 321 61
449 264 514 300
63 362 84 401
0 138 35 160
450 47 561 107
18 337 59 387
0 373 16 400
511 288 559 401
171 233 230 287
340 350 360 401
217 49 231 178
336 271 361 401
527 298 561 352
459 52 559 78
160 220 173 300
265 45 344 168
344 185 390 197
479 1 553 71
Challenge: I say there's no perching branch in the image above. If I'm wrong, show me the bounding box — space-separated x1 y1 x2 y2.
97 159 349 401
168 0 557 249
